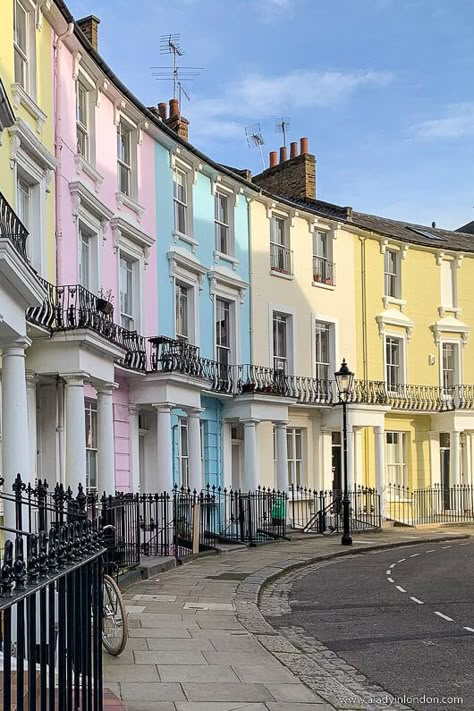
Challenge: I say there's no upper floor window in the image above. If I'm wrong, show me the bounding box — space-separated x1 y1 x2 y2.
79 225 92 290
16 176 30 230
273 312 288 373
441 258 456 309
442 342 459 392
76 81 90 160
215 192 232 256
315 321 332 381
215 298 231 366
313 231 335 286
175 282 189 342
16 173 42 271
385 335 404 393
14 0 32 93
270 216 292 275
173 169 189 235
384 249 400 299
85 400 98 491
120 253 138 330
117 121 135 197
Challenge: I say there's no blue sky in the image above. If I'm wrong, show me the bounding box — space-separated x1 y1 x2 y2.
67 0 474 229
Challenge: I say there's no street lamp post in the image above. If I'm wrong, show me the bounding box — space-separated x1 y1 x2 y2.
335 359 354 546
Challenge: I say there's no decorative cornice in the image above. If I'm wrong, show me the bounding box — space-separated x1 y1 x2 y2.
74 154 104 193
69 181 114 227
110 216 154 262
168 246 207 290
10 84 47 134
115 191 145 222
8 120 56 186
207 266 249 304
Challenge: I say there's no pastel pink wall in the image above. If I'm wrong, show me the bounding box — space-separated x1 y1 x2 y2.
56 39 158 491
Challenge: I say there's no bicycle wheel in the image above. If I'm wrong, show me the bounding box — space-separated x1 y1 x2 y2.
102 574 129 656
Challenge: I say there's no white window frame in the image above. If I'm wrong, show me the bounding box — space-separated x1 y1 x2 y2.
173 164 195 245
312 230 335 286
215 297 233 368
178 417 190 489
15 155 45 274
75 66 97 168
85 399 98 492
117 117 138 199
384 333 406 394
269 305 295 375
440 339 461 394
214 189 234 258
272 312 289 373
314 319 335 382
168 248 204 347
270 213 292 276
287 427 304 487
119 250 139 331
13 0 36 97
209 268 247 366
78 217 100 294
175 280 192 342
385 431 408 489
384 248 401 299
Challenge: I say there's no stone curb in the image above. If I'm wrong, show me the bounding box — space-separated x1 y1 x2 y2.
233 532 471 711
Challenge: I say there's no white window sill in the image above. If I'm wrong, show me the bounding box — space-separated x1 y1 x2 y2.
116 191 145 222
383 296 406 309
75 154 104 192
438 306 462 317
312 280 335 291
11 83 47 133
173 230 198 252
214 250 239 270
270 269 294 281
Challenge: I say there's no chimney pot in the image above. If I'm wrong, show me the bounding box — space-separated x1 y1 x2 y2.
279 146 288 163
158 102 168 120
269 151 278 168
290 141 298 159
76 15 100 51
300 137 309 155
169 98 180 118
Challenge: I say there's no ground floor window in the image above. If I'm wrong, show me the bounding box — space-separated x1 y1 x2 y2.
385 431 407 488
287 427 304 487
85 399 97 491
178 418 189 489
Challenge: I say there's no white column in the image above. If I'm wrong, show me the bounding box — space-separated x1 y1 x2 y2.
275 421 288 491
320 429 332 490
462 433 470 485
222 421 233 491
64 375 87 494
374 425 385 518
155 404 174 491
96 382 116 495
2 339 31 528
428 431 441 487
450 430 461 486
26 370 38 483
129 405 140 493
187 408 203 492
469 433 474 487
346 422 354 491
242 419 259 490
353 427 363 487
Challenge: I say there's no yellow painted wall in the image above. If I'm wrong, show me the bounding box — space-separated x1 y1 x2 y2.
0 0 56 281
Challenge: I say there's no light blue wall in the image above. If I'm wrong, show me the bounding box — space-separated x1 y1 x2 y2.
171 401 222 488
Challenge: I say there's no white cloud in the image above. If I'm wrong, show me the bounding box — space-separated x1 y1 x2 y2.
410 103 474 140
187 69 393 143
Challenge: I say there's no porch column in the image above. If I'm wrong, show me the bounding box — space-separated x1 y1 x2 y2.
275 421 288 491
428 431 441 487
353 427 363 487
154 404 174 491
222 421 233 491
129 405 140 492
319 429 333 490
462 432 470 485
346 421 354 491
26 370 38 482
64 375 87 494
374 425 385 518
187 408 203 492
450 430 461 487
2 339 31 528
242 419 259 490
96 383 116 495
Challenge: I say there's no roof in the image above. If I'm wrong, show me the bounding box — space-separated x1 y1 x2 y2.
456 221 474 235
289 196 352 222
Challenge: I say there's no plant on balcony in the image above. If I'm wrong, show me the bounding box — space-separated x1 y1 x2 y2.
241 382 255 393
97 288 114 316
313 273 322 282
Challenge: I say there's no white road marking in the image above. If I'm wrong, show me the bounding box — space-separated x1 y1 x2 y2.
387 577 394 583
459 543 471 546
410 553 420 558
464 627 474 633
410 597 424 605
390 563 396 569
434 611 453 622
426 549 436 553
397 558 406 563
441 546 452 549
396 585 407 593
386 570 392 575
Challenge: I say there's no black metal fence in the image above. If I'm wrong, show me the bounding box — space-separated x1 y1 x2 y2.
0 474 105 710
386 483 474 526
0 190 29 260
288 485 381 533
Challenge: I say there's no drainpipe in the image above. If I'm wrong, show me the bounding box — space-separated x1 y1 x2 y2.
53 22 74 284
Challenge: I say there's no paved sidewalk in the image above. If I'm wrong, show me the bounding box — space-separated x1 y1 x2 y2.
104 526 472 711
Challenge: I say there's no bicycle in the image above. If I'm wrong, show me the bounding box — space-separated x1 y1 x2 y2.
101 525 129 656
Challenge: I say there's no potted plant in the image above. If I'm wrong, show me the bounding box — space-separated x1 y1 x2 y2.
314 273 322 282
97 288 114 317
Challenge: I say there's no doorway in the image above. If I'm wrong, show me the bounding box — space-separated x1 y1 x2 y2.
439 432 450 509
231 424 243 490
331 431 342 493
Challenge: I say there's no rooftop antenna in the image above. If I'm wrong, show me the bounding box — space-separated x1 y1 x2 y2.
245 123 265 170
151 34 203 100
275 117 291 149
177 81 190 106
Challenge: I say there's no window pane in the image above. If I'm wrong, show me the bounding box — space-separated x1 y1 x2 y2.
14 2 27 53
17 178 30 228
79 228 91 289
313 231 327 258
117 124 131 165
176 283 189 339
272 217 286 245
120 256 135 328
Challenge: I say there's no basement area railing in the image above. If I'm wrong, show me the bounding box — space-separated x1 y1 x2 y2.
287 485 381 533
386 483 474 526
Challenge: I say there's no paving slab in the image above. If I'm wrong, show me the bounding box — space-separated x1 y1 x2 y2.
120 682 186 702
233 665 300 683
182 682 275 702
264 682 322 702
146 637 214 651
175 704 268 711
157 665 239 682
124 704 175 711
134 650 208 665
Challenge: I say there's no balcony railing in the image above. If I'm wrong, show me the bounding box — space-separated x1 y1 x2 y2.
0 190 29 261
270 242 293 275
26 279 146 370
313 255 335 286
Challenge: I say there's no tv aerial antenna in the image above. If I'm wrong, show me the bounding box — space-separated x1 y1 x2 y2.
151 34 203 101
275 117 290 149
245 123 266 170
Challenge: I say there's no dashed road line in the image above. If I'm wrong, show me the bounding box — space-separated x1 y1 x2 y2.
441 545 452 549
389 563 396 569
464 627 474 633
410 597 424 605
397 558 406 563
434 611 453 622
410 553 420 558
386 569 392 575
396 585 407 593
387 577 394 583
426 549 436 553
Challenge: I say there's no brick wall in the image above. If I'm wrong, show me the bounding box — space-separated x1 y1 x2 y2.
253 153 316 200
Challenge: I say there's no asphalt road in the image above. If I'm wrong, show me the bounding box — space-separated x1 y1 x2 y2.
273 540 474 711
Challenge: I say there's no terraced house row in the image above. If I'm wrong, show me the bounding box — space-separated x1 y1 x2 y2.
1 0 474 523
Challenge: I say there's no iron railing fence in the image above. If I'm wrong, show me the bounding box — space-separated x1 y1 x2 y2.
270 242 293 275
0 190 29 261
312 255 335 286
386 483 474 526
288 485 381 534
26 279 147 371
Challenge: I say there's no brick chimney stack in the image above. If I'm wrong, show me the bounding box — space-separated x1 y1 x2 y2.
76 15 100 51
254 137 316 201
164 98 189 142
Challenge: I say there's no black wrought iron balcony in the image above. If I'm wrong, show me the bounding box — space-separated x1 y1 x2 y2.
26 279 146 370
236 364 292 397
270 242 293 276
0 190 29 261
313 256 335 286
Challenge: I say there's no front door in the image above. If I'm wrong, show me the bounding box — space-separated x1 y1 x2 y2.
331 431 342 493
231 425 243 490
440 432 450 509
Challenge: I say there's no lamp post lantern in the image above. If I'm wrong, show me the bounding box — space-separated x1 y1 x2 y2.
335 358 354 546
